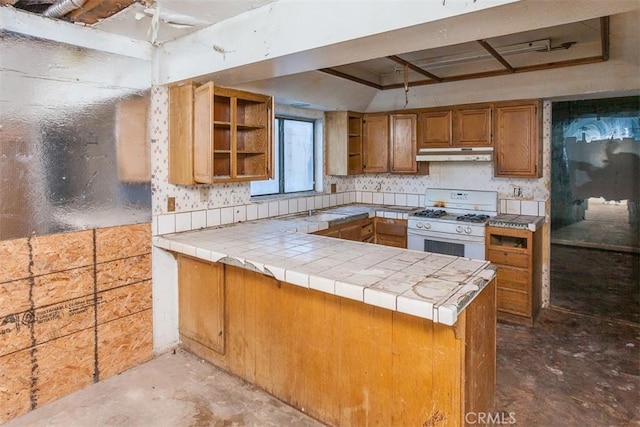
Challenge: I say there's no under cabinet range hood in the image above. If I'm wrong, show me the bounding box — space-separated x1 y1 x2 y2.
416 147 494 162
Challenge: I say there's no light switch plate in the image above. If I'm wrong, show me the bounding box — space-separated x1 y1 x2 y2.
167 197 176 212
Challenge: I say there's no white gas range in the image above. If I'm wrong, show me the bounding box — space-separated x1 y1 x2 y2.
407 189 498 260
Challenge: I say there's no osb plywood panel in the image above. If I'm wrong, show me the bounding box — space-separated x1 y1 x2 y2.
0 349 32 424
0 238 30 283
32 266 94 308
31 231 93 276
96 223 151 263
96 254 151 292
97 281 152 325
0 309 33 357
34 329 94 407
97 309 153 381
0 278 30 318
33 297 95 345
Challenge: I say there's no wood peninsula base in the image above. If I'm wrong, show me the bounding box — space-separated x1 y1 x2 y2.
177 255 496 426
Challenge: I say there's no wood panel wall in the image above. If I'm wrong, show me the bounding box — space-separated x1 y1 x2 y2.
0 223 153 423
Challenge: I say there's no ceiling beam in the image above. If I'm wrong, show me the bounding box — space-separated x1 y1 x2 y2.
386 55 442 82
381 55 607 90
477 39 515 72
319 68 383 90
0 7 153 60
601 16 610 61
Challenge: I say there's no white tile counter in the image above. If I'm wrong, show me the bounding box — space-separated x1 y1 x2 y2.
154 205 496 326
487 214 545 231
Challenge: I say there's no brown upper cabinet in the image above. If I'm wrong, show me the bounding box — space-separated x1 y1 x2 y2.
418 104 492 149
362 114 389 173
169 82 196 185
418 110 452 149
390 114 427 175
494 100 542 178
325 111 363 175
325 99 539 179
169 81 274 184
455 105 492 147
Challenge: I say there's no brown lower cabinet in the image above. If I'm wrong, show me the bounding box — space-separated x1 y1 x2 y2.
313 217 374 242
486 226 542 326
177 254 496 426
314 217 407 248
374 217 407 248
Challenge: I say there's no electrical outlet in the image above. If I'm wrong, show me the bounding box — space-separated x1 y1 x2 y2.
167 197 176 212
331 183 337 193
512 186 523 198
199 187 208 203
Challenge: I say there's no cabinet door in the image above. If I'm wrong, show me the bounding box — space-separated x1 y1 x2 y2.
418 110 452 149
375 218 407 248
494 101 541 178
362 114 389 173
455 106 492 147
178 255 225 354
390 114 418 173
193 82 215 184
168 83 196 185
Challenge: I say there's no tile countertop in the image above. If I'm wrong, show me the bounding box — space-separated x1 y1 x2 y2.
153 204 496 326
487 214 545 232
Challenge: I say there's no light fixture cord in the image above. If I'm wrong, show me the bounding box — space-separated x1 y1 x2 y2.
404 64 409 107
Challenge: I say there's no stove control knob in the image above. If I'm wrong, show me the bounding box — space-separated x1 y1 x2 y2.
464 227 472 234
417 222 423 228
424 223 431 229
456 226 463 233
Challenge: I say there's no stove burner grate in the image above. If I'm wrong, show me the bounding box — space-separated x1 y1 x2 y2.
413 209 447 218
456 214 490 223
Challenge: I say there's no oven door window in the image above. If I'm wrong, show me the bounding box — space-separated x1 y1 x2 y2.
424 239 465 257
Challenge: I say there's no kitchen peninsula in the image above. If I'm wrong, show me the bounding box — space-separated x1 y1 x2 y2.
154 205 497 426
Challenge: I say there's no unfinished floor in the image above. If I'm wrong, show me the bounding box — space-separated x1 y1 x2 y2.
5 307 638 427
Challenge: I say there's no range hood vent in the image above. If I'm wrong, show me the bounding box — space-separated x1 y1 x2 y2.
416 147 494 162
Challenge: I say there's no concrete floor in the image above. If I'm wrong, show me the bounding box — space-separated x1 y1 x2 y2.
4 348 323 427
551 199 639 254
6 308 639 427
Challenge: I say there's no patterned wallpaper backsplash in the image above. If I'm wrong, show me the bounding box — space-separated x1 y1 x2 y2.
151 86 550 236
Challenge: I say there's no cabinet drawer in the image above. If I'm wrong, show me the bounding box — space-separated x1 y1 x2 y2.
487 250 529 268
496 267 529 292
376 219 406 236
340 224 363 241
497 288 530 316
376 234 406 248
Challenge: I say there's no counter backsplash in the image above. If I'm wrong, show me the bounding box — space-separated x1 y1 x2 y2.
152 190 545 236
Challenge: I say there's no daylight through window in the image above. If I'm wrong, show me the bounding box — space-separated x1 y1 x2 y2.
251 117 315 196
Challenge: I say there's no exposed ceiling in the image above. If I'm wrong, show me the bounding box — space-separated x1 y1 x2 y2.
3 0 276 43
320 17 608 91
3 1 610 85
0 0 623 111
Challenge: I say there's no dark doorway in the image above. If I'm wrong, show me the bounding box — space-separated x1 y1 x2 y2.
550 97 640 324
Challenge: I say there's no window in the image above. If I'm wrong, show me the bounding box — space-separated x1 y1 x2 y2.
251 117 315 196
